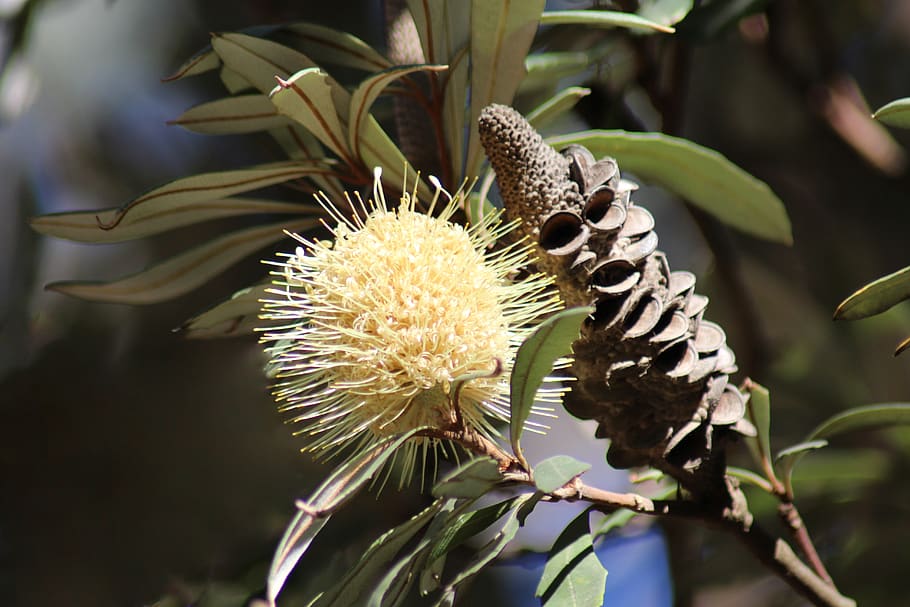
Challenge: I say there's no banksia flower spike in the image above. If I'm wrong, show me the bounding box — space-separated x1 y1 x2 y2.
479 104 752 495
259 168 563 487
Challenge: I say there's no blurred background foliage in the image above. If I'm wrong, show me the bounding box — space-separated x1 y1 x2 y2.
2 0 910 606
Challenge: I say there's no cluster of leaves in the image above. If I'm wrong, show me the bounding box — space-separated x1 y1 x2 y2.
30 1 790 340
833 98 910 356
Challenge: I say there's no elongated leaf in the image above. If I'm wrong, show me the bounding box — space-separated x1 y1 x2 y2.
725 466 773 492
211 32 318 96
526 86 592 130
806 403 910 442
442 47 468 179
637 0 694 27
317 499 446 607
776 439 829 462
428 497 519 563
743 380 772 469
407 0 471 67
163 47 220 82
540 9 675 33
536 509 607 607
281 22 392 72
270 125 346 200
896 335 910 357
547 131 792 244
46 218 318 304
465 0 545 179
268 429 426 604
834 265 910 320
432 457 503 499
31 164 327 243
442 494 534 590
271 68 352 161
366 549 419 607
179 282 272 339
873 98 910 129
534 455 591 493
510 307 591 459
170 94 288 135
522 50 603 92
348 64 447 159
781 404 910 493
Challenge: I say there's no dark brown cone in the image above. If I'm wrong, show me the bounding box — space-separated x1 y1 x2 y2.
479 104 754 496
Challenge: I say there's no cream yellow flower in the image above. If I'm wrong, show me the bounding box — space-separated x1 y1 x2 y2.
260 168 563 485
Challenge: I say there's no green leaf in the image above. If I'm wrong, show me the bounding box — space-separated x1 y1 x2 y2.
873 98 910 129
534 455 591 493
427 497 519 563
776 440 829 462
789 449 891 493
725 466 773 492
432 457 503 499
522 49 607 92
179 282 272 339
211 32 318 96
743 380 772 469
30 163 327 243
465 0 545 179
781 404 910 493
170 94 288 135
407 0 471 67
637 0 694 27
348 64 448 160
526 87 592 131
442 494 534 590
546 131 792 244
896 335 910 357
834 265 910 320
536 509 607 607
442 46 469 179
163 47 220 82
270 125 346 200
280 22 393 72
316 499 447 607
406 0 470 178
540 9 675 33
268 428 427 604
45 218 318 304
510 306 591 460
806 403 910 443
271 68 352 161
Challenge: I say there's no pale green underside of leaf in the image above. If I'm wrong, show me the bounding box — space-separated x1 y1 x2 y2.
547 131 793 244
171 94 289 135
540 9 675 33
267 429 426 605
872 98 910 129
834 265 910 320
179 282 272 339
271 68 352 159
536 509 606 607
465 0 545 180
31 163 326 243
534 455 591 493
725 466 773 491
510 306 592 457
46 218 317 304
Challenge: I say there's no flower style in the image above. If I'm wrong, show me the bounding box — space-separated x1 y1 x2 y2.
259 168 564 485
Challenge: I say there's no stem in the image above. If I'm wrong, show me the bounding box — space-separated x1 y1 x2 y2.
435 429 854 607
778 501 835 585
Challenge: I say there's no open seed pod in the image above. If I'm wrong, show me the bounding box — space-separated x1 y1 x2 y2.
479 104 754 494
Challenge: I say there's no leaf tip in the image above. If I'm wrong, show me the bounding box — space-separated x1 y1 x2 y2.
895 336 910 356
